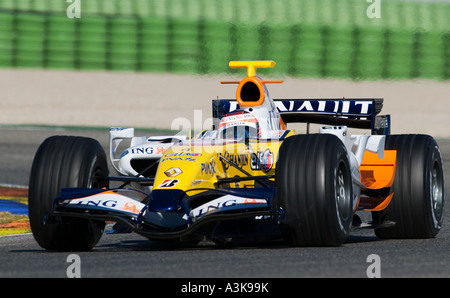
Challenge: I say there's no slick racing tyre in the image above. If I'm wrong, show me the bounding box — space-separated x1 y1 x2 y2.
275 134 353 246
28 136 109 251
373 134 445 239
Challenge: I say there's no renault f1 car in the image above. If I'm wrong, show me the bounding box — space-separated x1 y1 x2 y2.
28 61 445 250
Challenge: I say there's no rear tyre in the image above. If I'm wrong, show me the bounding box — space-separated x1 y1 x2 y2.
28 136 109 251
275 134 353 246
373 134 445 239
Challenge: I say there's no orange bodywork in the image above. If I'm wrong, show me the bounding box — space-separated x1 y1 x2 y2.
360 150 396 189
358 150 397 211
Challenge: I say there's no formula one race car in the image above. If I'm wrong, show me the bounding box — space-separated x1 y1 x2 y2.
28 61 445 250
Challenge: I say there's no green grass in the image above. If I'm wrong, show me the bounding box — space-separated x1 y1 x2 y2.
0 212 27 225
0 1 447 80
0 0 448 31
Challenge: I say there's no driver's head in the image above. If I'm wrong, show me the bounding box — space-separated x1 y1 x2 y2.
218 110 260 140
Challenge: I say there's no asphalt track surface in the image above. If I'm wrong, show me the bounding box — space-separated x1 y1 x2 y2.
0 127 449 278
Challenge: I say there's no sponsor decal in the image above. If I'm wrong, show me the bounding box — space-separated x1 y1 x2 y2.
68 192 145 215
219 113 258 129
156 146 166 155
129 146 166 155
201 161 216 175
130 147 154 154
222 151 249 170
250 149 274 172
122 202 141 214
221 150 273 172
275 100 372 118
215 99 374 126
161 157 197 162
261 149 274 172
158 179 179 188
165 152 202 157
72 199 118 208
164 167 182 177
187 195 266 218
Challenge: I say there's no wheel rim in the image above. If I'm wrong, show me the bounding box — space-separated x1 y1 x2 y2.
89 168 104 188
430 161 444 222
335 162 352 225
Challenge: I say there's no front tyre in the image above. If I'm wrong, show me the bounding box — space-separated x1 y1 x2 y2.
275 134 353 246
28 136 109 251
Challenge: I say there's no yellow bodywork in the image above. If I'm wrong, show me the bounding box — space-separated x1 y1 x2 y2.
153 138 287 195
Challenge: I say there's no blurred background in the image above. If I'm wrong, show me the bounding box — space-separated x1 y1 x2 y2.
0 0 448 80
0 0 448 136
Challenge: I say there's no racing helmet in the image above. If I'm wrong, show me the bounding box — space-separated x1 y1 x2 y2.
218 110 260 140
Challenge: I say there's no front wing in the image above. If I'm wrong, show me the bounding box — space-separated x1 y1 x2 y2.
46 187 279 240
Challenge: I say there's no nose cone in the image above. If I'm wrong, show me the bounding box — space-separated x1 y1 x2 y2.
153 145 221 192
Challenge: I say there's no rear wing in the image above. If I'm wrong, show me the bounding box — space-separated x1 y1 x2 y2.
212 98 390 135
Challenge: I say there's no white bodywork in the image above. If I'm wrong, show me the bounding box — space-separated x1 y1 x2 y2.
109 127 186 176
